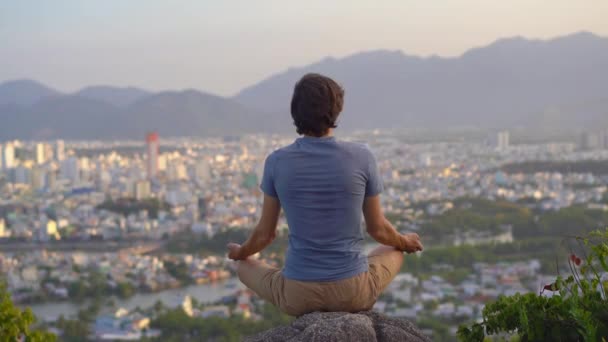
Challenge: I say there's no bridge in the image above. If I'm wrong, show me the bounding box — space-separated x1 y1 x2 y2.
0 239 165 255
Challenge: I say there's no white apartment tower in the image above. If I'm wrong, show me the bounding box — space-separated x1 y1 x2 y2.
55 140 65 161
2 142 15 169
497 131 510 151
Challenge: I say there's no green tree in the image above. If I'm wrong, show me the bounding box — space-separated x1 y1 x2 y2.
0 283 56 341
116 282 135 298
56 315 90 342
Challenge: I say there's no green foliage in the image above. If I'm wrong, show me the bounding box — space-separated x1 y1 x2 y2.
164 260 193 285
417 316 452 342
116 281 136 298
166 228 288 257
422 198 608 242
422 198 534 240
67 269 137 301
0 283 56 342
151 303 292 341
96 197 170 219
458 229 608 341
402 237 562 274
54 301 100 341
67 270 110 301
55 315 90 342
166 229 249 255
537 206 607 237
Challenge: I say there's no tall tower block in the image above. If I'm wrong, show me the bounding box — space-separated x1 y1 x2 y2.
146 132 159 179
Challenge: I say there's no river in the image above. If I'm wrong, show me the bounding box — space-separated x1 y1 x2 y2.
23 277 242 322
24 244 384 322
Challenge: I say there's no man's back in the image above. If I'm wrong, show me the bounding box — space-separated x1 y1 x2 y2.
230 73 422 317
261 136 383 281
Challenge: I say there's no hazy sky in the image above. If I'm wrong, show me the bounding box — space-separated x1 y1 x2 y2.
2 0 608 96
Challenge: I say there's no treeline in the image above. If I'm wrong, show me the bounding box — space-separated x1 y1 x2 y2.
403 237 565 275
66 269 135 301
150 303 292 342
422 198 608 241
500 160 608 175
96 197 171 219
165 228 288 258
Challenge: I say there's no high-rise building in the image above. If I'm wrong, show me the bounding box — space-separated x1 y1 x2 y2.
79 157 91 182
167 159 187 181
496 131 510 151
419 153 432 167
580 131 601 150
599 129 608 150
195 159 210 183
36 143 47 164
146 132 159 179
13 165 30 184
134 180 151 200
2 142 15 170
55 140 65 161
158 154 167 171
0 218 7 238
30 167 46 191
60 157 80 183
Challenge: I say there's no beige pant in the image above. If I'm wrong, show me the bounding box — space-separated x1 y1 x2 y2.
237 247 403 316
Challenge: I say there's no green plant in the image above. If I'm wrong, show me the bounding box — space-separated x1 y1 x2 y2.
0 282 56 342
458 229 608 341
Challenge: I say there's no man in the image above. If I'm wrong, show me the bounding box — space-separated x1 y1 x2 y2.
227 73 423 316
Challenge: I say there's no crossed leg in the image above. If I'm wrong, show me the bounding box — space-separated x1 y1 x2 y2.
367 245 404 296
236 258 281 305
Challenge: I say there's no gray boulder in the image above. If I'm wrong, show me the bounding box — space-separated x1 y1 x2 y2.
245 311 431 342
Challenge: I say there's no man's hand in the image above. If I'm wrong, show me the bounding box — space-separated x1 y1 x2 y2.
401 233 423 253
227 243 245 260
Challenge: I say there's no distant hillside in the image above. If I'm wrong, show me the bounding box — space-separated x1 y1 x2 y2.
235 31 608 130
76 86 151 107
0 89 271 140
121 90 275 137
0 80 60 107
0 95 122 140
1 31 607 140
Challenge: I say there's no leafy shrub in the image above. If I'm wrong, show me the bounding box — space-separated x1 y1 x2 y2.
458 229 608 341
0 283 56 341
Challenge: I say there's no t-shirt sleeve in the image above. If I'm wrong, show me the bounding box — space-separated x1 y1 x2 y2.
365 149 384 197
260 153 278 197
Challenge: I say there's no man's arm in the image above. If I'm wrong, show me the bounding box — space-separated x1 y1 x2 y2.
227 194 281 260
363 195 423 253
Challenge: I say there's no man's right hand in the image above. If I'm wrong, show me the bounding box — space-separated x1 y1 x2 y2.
400 233 423 253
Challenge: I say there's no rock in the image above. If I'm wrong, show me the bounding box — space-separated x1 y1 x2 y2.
245 311 432 342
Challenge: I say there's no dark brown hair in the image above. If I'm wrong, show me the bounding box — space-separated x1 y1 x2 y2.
290 73 344 137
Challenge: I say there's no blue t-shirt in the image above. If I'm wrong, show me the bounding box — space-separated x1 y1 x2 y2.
260 136 383 282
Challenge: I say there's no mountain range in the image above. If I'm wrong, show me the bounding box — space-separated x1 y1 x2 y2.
1 31 607 140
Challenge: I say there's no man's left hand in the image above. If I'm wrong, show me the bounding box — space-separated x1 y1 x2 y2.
227 243 244 260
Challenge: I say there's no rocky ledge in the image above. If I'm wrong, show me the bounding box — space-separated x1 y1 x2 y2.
245 311 431 342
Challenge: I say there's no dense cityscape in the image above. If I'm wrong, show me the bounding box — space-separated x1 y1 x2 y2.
1 129 607 340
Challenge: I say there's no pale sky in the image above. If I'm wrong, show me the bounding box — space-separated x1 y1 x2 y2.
1 0 607 96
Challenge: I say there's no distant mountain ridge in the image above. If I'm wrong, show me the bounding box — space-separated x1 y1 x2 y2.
0 85 272 140
234 31 608 130
76 86 151 107
1 31 607 140
0 80 60 107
